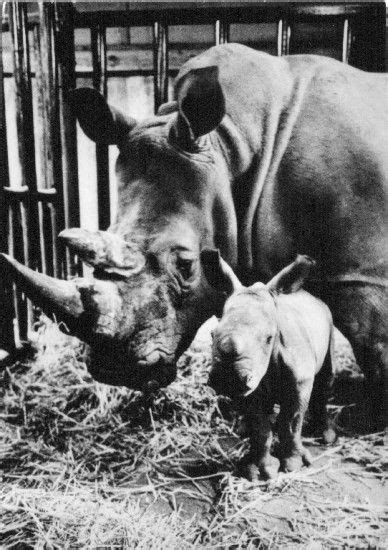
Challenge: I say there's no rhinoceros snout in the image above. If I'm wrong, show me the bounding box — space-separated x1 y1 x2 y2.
209 359 256 398
87 345 177 391
209 366 241 398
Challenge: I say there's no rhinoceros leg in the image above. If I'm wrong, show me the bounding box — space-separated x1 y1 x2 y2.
324 285 387 431
307 338 336 444
278 376 314 472
240 394 279 481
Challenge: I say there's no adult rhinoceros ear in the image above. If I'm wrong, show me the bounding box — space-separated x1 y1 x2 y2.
69 88 137 146
200 248 242 295
266 255 316 294
169 66 225 149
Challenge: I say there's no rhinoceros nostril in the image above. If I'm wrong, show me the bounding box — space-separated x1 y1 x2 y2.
218 335 244 358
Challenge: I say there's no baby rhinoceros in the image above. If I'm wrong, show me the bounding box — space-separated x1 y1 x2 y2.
200 250 336 481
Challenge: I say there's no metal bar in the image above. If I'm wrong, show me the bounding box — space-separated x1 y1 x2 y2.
7 203 21 347
214 20 229 45
1 4 383 30
91 22 110 231
4 68 179 79
37 202 46 275
37 187 56 275
48 202 59 279
342 18 352 64
5 191 28 342
4 186 29 197
278 18 291 56
72 4 369 28
19 197 33 333
153 21 169 113
0 15 15 351
54 3 80 277
36 188 58 278
0 17 9 251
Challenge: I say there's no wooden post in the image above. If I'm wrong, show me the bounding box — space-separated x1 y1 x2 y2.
91 22 110 231
54 3 80 276
35 3 64 278
9 1 37 338
0 18 16 352
153 21 169 113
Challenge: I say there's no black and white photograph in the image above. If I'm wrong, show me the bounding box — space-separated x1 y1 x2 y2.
0 0 387 547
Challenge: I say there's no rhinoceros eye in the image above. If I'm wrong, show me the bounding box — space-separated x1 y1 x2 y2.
176 257 194 280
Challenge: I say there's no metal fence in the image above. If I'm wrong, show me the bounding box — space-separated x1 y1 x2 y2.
0 1 386 349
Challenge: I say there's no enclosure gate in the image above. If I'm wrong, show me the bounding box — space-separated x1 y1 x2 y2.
0 1 386 349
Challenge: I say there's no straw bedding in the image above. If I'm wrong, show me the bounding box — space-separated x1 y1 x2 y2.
0 318 387 548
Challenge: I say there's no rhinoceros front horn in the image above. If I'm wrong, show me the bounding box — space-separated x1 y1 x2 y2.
59 228 144 274
0 253 84 328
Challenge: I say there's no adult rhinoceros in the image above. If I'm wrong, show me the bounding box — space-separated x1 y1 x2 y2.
1 44 386 425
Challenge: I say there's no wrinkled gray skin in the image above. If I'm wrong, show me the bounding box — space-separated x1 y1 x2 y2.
0 44 386 423
204 252 336 480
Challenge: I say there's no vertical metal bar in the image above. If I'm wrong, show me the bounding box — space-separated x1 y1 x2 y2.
91 22 110 231
342 18 352 64
7 202 21 347
37 201 47 274
54 3 80 276
48 201 58 279
277 18 291 56
4 188 29 343
19 196 33 332
153 21 168 113
214 20 229 46
0 14 16 351
0 19 9 249
277 19 283 56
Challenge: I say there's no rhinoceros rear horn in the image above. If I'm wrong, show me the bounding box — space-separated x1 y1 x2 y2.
69 87 137 146
59 229 143 274
169 66 225 148
0 253 84 326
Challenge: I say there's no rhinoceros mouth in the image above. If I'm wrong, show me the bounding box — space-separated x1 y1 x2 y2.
209 364 253 398
87 349 177 391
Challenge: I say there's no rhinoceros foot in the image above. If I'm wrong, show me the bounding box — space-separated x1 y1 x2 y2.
239 454 280 481
322 427 337 445
280 447 313 473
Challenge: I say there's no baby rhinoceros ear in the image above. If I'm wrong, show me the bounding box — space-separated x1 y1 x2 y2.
266 254 316 294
